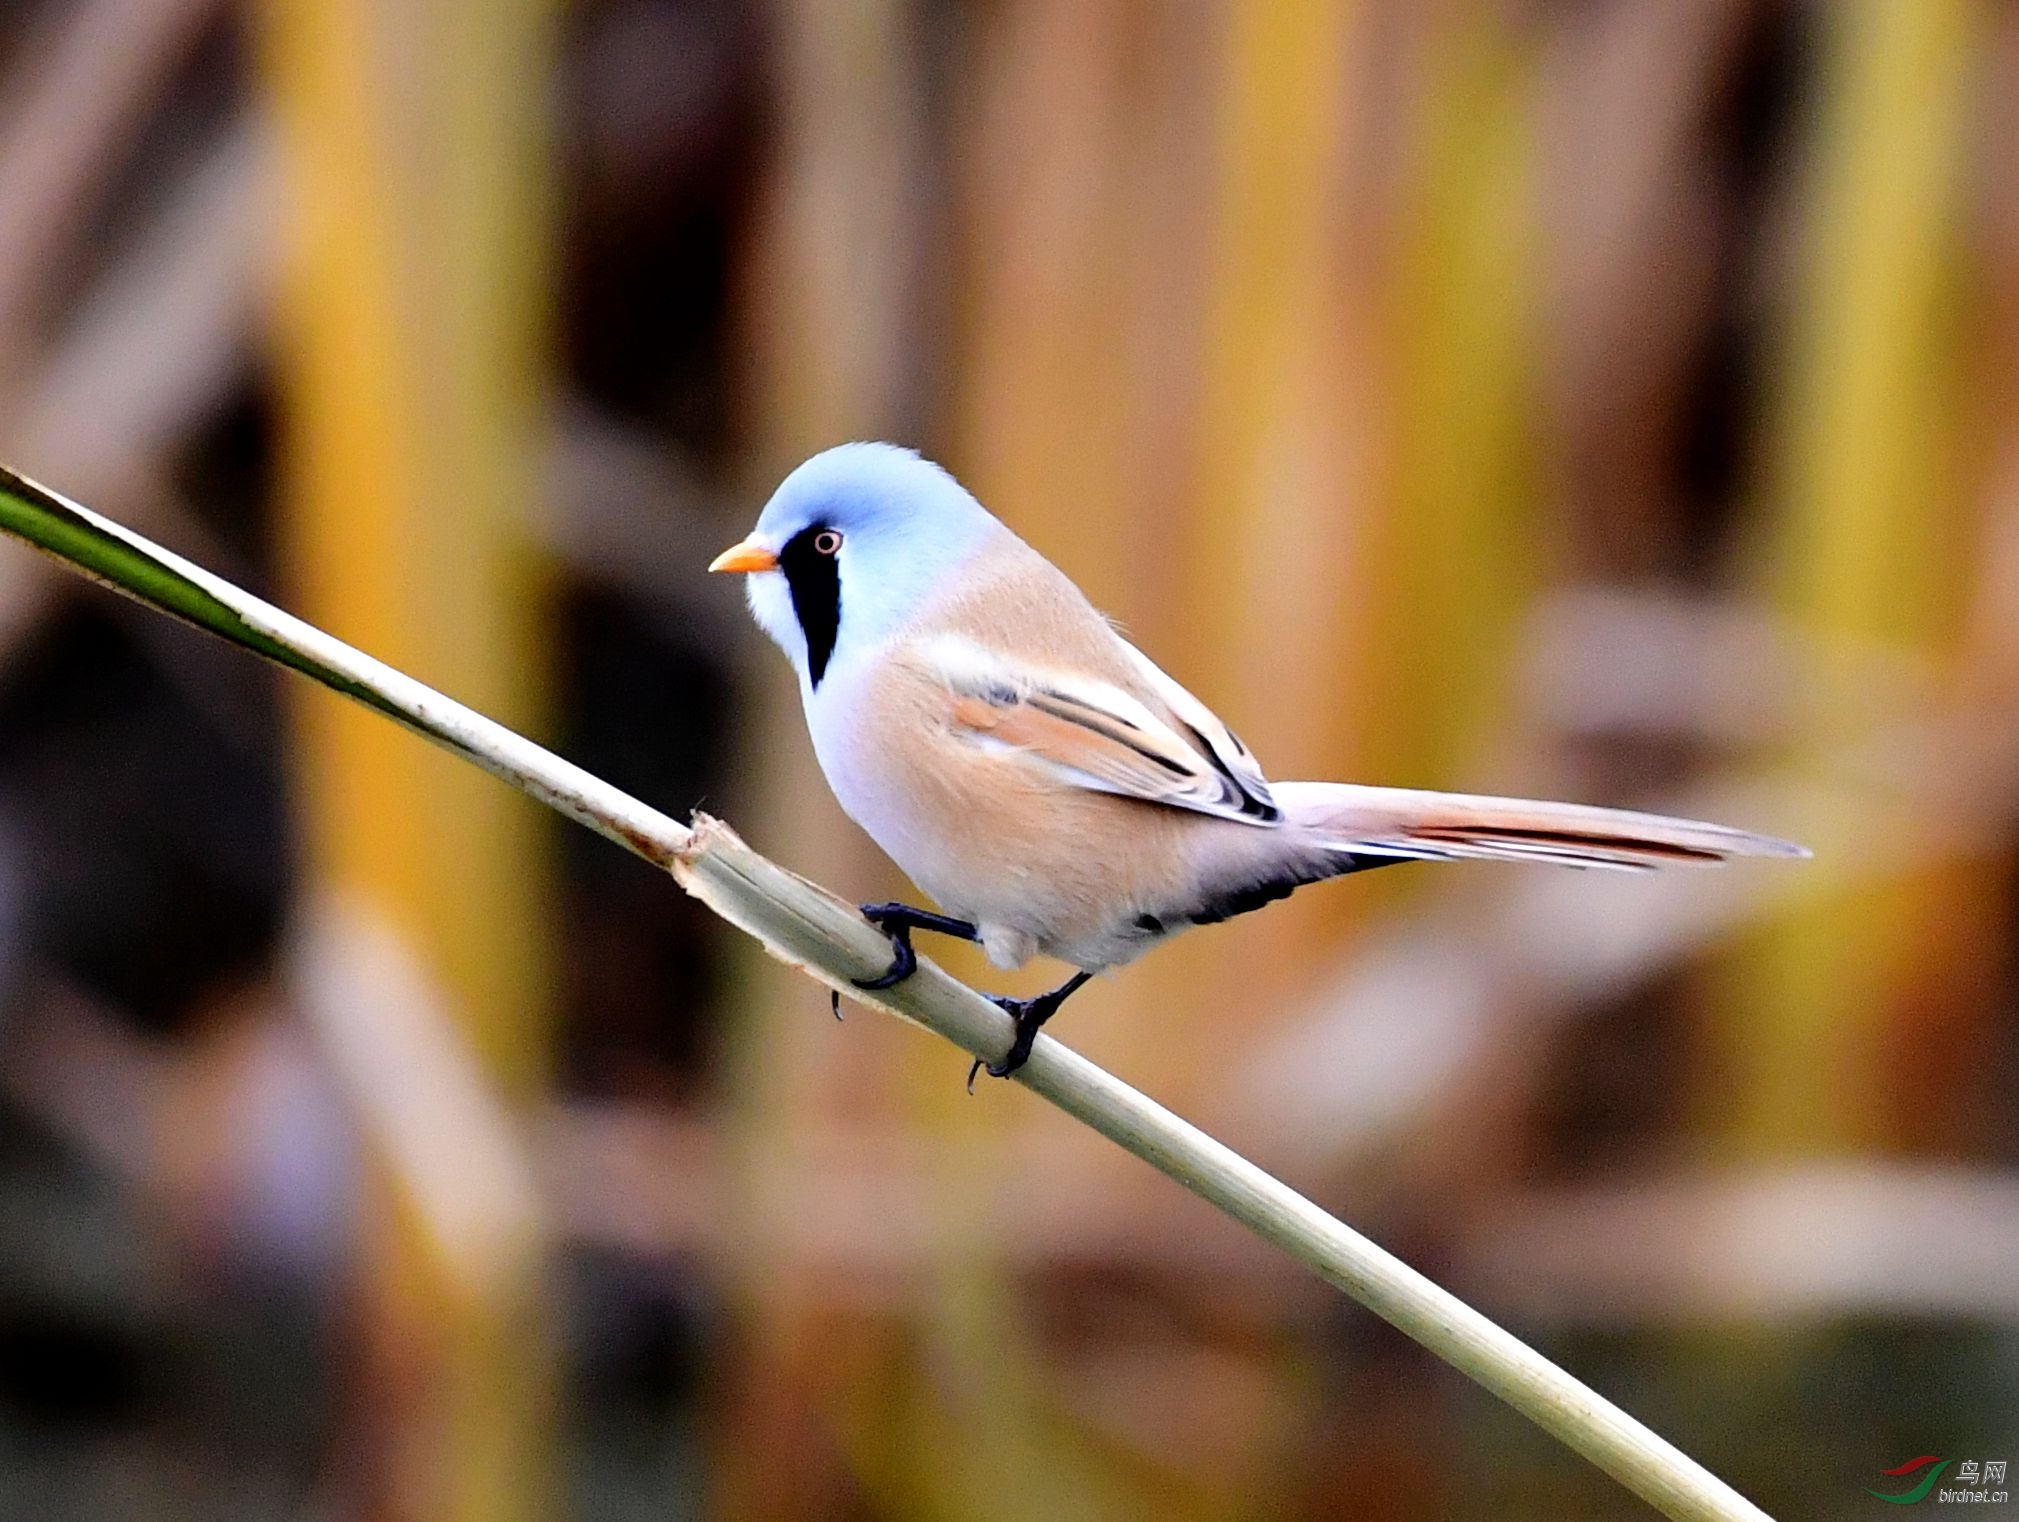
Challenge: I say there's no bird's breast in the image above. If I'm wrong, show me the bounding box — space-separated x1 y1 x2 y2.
803 655 979 906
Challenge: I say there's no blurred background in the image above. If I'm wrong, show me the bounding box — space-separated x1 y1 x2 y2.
0 1 2012 1518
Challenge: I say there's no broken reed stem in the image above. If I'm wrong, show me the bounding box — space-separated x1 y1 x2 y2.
0 462 1774 1522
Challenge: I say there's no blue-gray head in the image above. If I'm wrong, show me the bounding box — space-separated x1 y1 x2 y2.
710 443 998 690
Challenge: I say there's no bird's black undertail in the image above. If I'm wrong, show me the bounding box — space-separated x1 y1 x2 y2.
968 969 1095 1091
1179 847 1397 932
837 901 983 1017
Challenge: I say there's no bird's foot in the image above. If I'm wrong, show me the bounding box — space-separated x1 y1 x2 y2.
965 995 1047 1092
965 971 1095 1092
849 902 980 994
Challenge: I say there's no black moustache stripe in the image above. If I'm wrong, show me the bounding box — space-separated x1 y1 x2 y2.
779 524 840 686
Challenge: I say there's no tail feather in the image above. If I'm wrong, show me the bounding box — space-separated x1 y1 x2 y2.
1273 782 1808 874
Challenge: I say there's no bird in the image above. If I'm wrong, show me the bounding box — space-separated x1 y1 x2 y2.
710 442 1807 1087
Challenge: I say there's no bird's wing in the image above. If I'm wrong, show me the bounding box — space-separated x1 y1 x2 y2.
921 633 1281 825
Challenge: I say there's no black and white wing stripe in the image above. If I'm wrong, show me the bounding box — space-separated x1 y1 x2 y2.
1113 638 1279 822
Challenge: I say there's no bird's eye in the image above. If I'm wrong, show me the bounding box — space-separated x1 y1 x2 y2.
813 529 843 556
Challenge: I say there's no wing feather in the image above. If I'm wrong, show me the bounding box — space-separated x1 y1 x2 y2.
924 635 1280 825
1114 640 1277 816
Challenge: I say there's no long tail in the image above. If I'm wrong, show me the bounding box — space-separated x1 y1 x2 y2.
1274 781 1808 872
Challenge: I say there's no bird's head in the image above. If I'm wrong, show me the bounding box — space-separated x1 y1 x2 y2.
710 442 996 690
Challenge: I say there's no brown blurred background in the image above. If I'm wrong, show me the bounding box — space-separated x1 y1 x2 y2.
0 1 2013 1519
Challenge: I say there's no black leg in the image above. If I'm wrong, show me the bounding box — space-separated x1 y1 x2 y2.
966 970 1095 1091
851 901 980 990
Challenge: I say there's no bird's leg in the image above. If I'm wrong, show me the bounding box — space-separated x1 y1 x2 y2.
966 970 1095 1091
837 902 982 1016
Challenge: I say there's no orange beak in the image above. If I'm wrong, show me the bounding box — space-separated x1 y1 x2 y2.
708 538 779 574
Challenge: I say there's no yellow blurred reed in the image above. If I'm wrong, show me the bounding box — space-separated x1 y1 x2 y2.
1724 0 1986 1159
257 2 557 1518
1360 4 1542 811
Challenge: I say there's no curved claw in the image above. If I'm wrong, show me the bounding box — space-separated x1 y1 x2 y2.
964 1056 1020 1093
965 1051 1023 1094
851 928 916 990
